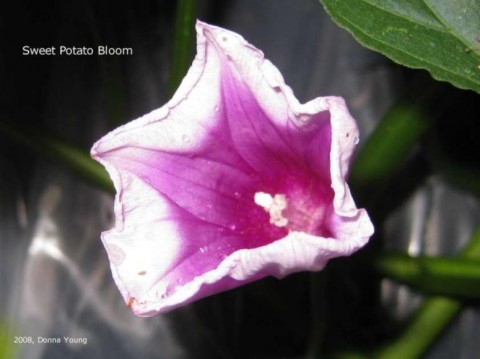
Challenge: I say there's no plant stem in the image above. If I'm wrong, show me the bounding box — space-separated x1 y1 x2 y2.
374 253 480 298
168 0 196 96
349 101 431 200
373 228 480 359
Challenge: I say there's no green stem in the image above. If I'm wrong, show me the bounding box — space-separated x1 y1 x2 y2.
0 121 114 193
168 0 196 96
349 101 431 199
374 253 480 298
373 228 480 359
374 297 460 359
425 130 480 197
100 55 128 128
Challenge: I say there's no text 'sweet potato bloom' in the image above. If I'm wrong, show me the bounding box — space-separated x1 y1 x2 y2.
91 21 374 316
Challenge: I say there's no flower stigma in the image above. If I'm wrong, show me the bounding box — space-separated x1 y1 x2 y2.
254 192 289 227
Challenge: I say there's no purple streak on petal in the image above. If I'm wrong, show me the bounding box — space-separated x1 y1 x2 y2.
221 69 297 181
218 66 335 235
220 66 332 185
102 147 286 236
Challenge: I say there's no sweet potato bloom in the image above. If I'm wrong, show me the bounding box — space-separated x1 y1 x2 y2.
91 21 374 316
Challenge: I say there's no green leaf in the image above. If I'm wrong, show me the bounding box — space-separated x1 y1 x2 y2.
319 0 480 93
424 0 480 53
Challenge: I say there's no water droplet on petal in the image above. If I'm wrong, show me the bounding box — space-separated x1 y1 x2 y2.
353 137 359 145
199 247 206 253
214 105 220 112
182 134 191 143
229 224 237 231
234 191 241 199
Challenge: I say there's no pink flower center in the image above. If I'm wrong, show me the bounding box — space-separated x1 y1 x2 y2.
254 176 333 238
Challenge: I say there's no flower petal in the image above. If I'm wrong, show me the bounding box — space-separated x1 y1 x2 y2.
92 21 374 316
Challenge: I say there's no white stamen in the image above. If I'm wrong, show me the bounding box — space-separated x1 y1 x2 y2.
254 192 273 209
254 192 288 227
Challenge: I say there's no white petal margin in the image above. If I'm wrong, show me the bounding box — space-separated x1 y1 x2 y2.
99 170 183 308
134 230 370 316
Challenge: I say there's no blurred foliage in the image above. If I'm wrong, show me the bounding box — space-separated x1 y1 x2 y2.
0 320 15 359
375 254 480 299
169 0 196 95
372 228 480 359
0 121 113 194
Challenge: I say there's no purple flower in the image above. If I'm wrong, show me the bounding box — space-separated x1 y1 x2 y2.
91 21 374 316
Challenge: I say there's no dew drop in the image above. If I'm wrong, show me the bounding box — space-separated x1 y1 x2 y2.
234 191 241 199
181 134 191 143
214 105 220 112
229 224 237 231
199 247 206 253
353 137 359 145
